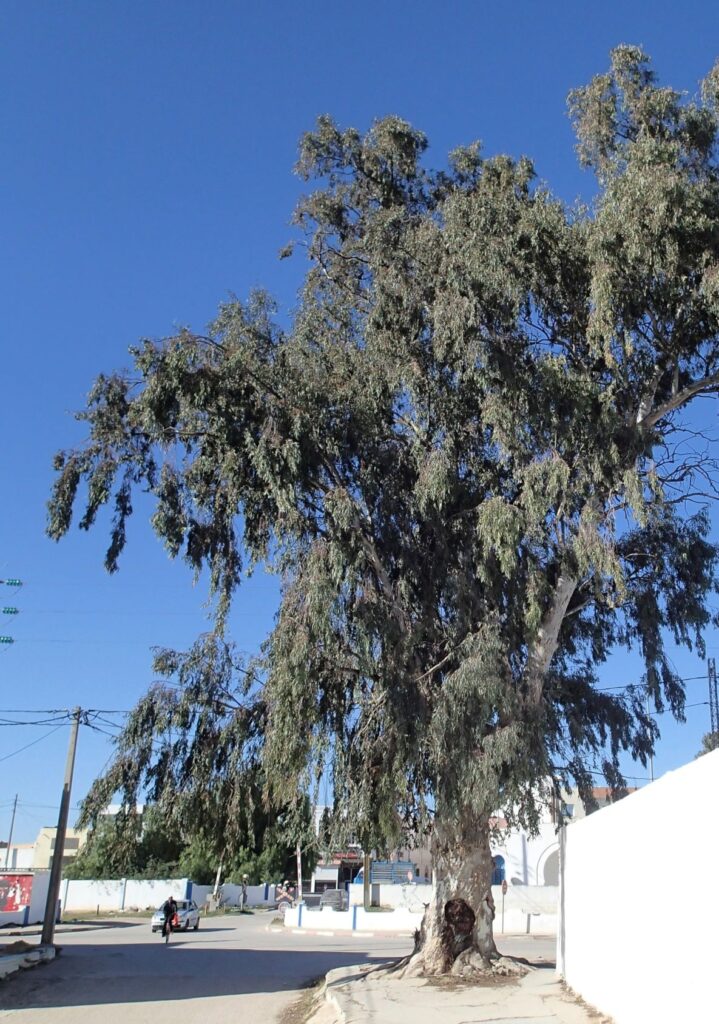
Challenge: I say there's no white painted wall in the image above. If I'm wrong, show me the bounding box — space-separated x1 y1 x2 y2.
345 881 556 933
61 878 187 912
61 878 124 912
559 750 719 1024
190 883 213 906
285 904 423 932
59 877 273 913
123 878 187 910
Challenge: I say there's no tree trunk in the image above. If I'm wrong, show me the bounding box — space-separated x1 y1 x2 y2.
403 813 524 979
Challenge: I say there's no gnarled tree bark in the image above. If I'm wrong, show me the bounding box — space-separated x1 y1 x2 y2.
402 812 524 978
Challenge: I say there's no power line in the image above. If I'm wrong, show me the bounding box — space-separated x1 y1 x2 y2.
87 714 124 730
596 674 708 693
0 708 74 715
0 715 73 727
85 709 131 715
0 725 65 765
0 708 130 719
0 708 130 714
84 723 120 740
553 764 651 782
0 800 82 811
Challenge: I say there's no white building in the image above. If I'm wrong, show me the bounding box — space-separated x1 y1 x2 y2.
395 785 637 888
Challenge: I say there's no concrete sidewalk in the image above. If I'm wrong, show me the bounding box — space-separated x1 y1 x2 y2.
0 942 56 980
316 962 610 1024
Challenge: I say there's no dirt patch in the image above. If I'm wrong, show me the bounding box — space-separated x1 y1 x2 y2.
426 971 519 991
278 977 325 1024
0 941 36 955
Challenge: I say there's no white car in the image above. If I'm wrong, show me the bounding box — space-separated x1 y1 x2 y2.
151 899 200 932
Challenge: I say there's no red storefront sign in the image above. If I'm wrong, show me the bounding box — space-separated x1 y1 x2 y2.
0 874 33 912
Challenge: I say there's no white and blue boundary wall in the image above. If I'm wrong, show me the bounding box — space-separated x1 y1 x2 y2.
57 877 274 915
286 902 424 933
290 882 557 935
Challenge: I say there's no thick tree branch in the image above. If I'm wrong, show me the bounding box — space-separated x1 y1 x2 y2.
640 372 719 429
525 574 578 704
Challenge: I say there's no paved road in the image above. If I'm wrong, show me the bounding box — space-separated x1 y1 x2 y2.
0 913 412 1023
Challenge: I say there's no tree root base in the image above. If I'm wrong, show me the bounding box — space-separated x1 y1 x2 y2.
398 949 529 981
451 951 528 980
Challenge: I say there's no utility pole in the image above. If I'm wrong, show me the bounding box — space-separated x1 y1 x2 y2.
41 708 81 945
709 658 718 735
212 853 224 899
4 794 17 869
363 850 371 911
644 692 654 782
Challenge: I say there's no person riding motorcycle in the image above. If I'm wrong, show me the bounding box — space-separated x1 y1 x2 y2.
161 895 178 936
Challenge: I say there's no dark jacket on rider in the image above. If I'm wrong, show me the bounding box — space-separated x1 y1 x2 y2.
162 897 178 921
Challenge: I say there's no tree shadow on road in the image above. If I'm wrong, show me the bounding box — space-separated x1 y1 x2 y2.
0 938 405 1012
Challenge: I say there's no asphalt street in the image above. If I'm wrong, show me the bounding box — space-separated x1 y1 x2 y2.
0 913 413 1023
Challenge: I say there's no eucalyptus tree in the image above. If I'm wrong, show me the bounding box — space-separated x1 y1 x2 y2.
49 48 719 975
696 732 719 756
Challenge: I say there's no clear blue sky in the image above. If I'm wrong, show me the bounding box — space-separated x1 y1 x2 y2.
2 1 718 843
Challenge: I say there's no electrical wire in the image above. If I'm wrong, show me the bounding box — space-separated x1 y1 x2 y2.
83 722 120 740
0 708 71 715
0 715 72 727
596 674 708 693
650 701 708 715
0 725 65 765
0 800 82 811
87 715 124 731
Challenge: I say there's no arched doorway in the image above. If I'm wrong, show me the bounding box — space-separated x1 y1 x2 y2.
491 855 506 885
543 850 559 886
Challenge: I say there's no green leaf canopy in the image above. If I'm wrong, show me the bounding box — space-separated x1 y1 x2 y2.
51 47 719 851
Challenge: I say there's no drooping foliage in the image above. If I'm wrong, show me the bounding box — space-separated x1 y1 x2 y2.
75 634 316 879
66 799 311 884
50 48 719 859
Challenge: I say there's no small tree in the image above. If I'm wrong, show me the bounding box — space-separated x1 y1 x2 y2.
50 48 719 975
696 732 719 757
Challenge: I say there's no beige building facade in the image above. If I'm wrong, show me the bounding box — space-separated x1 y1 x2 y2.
4 827 88 872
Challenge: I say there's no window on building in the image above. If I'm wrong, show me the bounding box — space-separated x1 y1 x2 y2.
491 855 505 885
560 802 574 818
50 837 79 851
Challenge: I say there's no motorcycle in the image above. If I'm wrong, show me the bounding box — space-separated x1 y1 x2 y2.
275 884 296 917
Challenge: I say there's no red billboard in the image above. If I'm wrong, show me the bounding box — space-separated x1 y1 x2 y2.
0 874 33 912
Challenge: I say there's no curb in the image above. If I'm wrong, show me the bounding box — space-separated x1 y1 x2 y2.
0 945 56 981
292 929 380 938
321 964 377 1023
265 923 415 939
281 923 415 937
